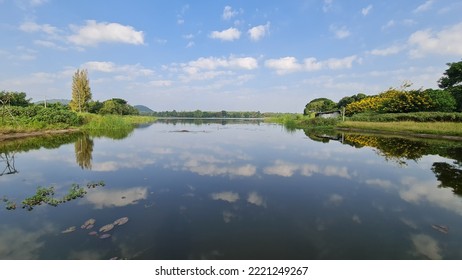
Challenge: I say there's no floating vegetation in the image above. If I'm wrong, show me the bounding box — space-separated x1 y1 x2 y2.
99 223 114 233
62 216 129 241
61 226 76 234
99 233 111 239
81 218 96 229
1 181 105 211
87 181 105 189
432 224 449 234
113 217 129 226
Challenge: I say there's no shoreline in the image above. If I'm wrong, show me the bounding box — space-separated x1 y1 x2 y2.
0 128 80 142
335 127 462 141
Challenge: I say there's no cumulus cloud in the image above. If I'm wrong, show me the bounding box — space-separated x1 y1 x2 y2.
265 55 359 75
330 24 351 39
248 22 270 41
222 6 240 20
68 20 144 46
81 61 155 78
361 5 373 16
408 22 462 57
19 21 58 35
187 56 257 70
210 27 241 41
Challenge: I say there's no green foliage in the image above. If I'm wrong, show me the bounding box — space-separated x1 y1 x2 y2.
3 181 105 211
424 89 457 112
0 91 31 107
438 61 462 88
348 112 462 122
70 69 92 112
1 105 83 129
337 93 366 109
304 98 337 114
438 60 462 111
99 98 139 115
87 100 103 113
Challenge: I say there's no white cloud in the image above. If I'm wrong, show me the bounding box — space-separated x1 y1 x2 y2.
19 21 58 35
265 55 359 75
149 80 173 87
361 5 373 16
408 22 462 57
222 6 240 20
248 22 270 42
82 61 155 78
68 20 144 46
264 57 302 75
369 45 405 56
413 0 434 13
330 24 351 39
178 56 258 81
210 27 241 41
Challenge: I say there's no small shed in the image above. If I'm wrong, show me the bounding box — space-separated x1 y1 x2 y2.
315 110 341 119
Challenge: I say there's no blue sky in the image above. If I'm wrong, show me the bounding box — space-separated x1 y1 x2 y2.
1 0 462 112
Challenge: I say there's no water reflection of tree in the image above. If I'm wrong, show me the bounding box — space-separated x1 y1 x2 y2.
304 130 462 196
432 162 462 195
0 152 17 176
75 133 93 170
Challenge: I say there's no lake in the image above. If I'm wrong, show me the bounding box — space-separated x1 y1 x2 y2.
1 119 462 260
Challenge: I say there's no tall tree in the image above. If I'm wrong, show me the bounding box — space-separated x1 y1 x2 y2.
70 69 92 112
438 60 462 111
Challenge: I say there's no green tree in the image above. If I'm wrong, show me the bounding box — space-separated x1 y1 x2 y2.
337 93 367 109
438 60 462 111
424 89 457 112
99 98 139 115
70 69 92 112
304 98 337 115
0 91 31 107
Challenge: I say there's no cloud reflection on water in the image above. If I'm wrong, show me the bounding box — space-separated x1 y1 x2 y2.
0 224 55 259
263 160 352 179
211 191 240 203
81 186 148 209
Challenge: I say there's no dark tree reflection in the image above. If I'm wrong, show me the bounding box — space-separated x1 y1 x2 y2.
75 133 93 170
432 162 462 195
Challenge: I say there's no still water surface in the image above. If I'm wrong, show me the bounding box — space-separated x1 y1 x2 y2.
1 120 462 259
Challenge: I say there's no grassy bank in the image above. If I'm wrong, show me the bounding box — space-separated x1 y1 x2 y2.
265 112 462 138
1 109 156 136
80 113 155 130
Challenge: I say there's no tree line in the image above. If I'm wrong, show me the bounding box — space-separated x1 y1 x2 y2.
150 110 263 118
304 60 462 116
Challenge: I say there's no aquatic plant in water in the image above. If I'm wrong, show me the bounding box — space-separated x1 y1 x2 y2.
1 181 105 211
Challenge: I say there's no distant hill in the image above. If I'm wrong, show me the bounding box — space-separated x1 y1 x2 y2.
134 105 154 114
35 99 70 105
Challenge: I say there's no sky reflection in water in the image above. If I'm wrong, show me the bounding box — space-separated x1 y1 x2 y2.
1 120 462 260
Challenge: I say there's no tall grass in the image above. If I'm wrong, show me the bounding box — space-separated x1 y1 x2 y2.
80 113 155 130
